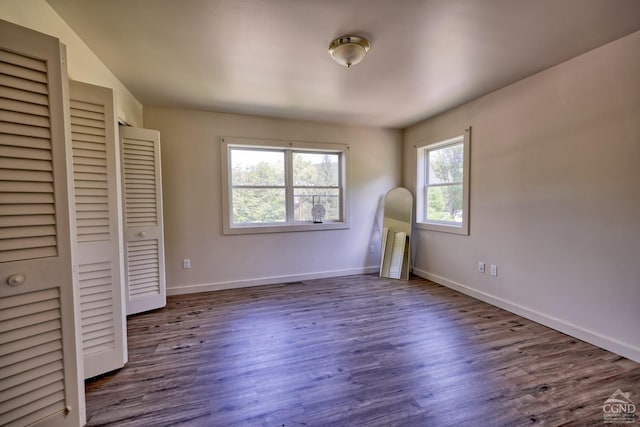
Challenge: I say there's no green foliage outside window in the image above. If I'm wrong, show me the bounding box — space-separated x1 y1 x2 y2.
293 153 339 221
231 149 340 224
427 143 463 223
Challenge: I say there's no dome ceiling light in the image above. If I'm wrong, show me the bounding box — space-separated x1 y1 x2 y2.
328 35 371 68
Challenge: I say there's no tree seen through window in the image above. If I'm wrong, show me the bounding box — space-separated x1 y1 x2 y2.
230 149 341 224
426 143 463 223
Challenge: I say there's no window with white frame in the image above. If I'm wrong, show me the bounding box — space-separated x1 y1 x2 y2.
416 128 470 235
221 137 349 234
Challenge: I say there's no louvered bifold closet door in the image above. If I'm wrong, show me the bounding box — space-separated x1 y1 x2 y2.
119 126 166 315
69 81 127 379
0 20 83 427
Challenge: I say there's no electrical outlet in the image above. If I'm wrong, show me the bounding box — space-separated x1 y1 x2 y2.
183 259 191 269
490 264 497 276
478 262 485 273
370 244 375 255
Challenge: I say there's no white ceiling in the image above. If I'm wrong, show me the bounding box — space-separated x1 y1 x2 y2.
47 0 640 129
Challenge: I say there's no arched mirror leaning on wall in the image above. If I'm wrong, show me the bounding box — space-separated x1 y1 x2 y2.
380 187 413 280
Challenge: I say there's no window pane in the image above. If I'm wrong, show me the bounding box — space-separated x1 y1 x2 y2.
232 188 285 224
293 152 339 186
231 149 284 186
293 188 340 221
428 143 463 185
427 184 463 223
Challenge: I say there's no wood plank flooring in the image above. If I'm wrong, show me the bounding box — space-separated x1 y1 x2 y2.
85 275 640 426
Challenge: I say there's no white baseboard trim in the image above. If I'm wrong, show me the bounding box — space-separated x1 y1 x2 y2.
413 268 640 363
167 266 380 296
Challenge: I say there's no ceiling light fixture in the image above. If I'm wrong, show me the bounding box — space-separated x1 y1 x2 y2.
328 35 370 68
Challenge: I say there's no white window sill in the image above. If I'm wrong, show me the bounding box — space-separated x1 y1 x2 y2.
416 221 469 235
223 221 350 235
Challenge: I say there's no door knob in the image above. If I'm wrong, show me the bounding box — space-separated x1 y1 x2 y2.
7 274 25 287
138 231 147 238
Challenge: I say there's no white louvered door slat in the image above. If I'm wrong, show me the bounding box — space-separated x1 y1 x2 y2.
69 81 127 380
119 126 166 315
0 20 83 427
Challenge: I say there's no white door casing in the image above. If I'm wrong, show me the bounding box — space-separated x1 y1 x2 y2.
0 20 84 427
69 81 127 379
119 126 166 315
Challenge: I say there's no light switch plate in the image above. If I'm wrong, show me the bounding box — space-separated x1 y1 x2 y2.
490 264 497 276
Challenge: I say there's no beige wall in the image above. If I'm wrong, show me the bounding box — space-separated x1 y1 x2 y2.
1 0 143 126
404 31 640 362
144 107 402 293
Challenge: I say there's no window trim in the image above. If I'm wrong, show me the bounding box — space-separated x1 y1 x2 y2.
220 137 350 235
416 127 471 235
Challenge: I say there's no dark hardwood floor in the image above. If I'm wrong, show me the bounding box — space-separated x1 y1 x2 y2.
85 275 640 426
